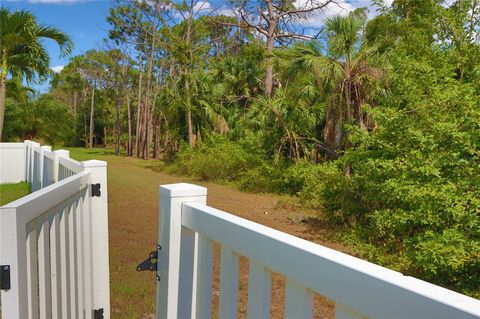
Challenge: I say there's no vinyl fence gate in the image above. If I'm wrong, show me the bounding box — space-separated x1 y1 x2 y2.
0 141 110 319
152 183 480 319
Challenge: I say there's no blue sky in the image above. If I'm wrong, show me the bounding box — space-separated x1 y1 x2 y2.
3 0 388 92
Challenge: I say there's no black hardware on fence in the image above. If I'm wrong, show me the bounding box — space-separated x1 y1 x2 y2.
91 183 101 197
137 245 161 281
93 308 104 319
0 265 10 290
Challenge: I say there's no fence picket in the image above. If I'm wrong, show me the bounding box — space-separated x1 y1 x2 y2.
27 229 39 319
38 219 52 319
247 261 271 319
75 196 85 318
219 246 239 319
194 235 214 319
50 212 62 319
82 189 93 319
284 278 313 319
68 201 79 319
60 207 72 318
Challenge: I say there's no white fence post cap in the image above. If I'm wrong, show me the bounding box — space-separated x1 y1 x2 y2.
82 160 107 168
160 183 207 197
54 149 69 156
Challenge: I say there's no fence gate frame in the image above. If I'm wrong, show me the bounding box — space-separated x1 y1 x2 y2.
155 183 480 319
0 141 110 319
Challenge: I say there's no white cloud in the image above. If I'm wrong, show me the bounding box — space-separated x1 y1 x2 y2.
216 6 236 17
27 0 93 3
51 65 64 73
193 1 211 13
294 0 356 27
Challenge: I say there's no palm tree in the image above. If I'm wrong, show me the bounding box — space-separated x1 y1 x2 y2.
286 13 387 151
0 7 73 140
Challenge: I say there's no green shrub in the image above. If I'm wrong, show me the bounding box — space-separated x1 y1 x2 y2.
237 162 284 193
172 136 263 182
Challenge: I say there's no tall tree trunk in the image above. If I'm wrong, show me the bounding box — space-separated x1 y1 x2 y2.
114 87 121 155
73 91 78 118
185 71 195 146
127 93 132 156
152 115 161 159
264 0 276 98
82 86 88 139
135 55 143 157
0 52 8 141
89 82 95 149
187 109 195 147
143 35 155 160
0 76 6 142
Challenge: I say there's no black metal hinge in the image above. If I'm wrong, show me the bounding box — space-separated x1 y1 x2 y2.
137 245 161 281
93 308 104 319
0 265 10 290
91 183 101 197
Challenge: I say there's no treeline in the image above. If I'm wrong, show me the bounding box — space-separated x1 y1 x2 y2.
3 0 480 296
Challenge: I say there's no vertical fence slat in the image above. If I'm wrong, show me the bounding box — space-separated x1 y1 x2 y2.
247 261 271 319
219 246 239 319
177 226 196 319
75 195 85 318
54 150 69 182
193 235 214 319
27 229 39 319
38 219 52 319
50 212 62 319
81 189 93 319
59 207 72 318
68 202 78 319
284 278 313 319
25 141 30 182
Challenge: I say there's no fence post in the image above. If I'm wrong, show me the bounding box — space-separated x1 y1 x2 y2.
40 146 51 189
0 207 28 319
54 150 69 182
30 142 40 190
82 160 110 318
156 183 207 319
24 140 33 184
24 140 30 182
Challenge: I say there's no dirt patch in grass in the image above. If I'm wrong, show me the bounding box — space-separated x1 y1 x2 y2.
68 148 347 318
0 182 30 206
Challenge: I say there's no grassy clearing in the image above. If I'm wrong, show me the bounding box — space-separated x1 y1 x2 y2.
64 147 340 318
0 182 30 206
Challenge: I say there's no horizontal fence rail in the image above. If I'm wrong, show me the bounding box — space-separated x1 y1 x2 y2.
1 141 110 319
156 183 480 319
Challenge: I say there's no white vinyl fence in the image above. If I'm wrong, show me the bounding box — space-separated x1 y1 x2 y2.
156 183 480 319
1 140 110 319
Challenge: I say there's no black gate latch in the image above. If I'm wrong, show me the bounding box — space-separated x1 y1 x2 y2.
0 265 10 290
93 308 104 319
91 183 101 197
137 245 161 280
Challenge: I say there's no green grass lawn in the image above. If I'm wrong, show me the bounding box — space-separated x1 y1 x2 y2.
0 182 31 206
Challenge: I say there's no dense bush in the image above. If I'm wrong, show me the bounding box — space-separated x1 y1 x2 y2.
171 136 264 182
314 60 480 294
3 94 74 145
